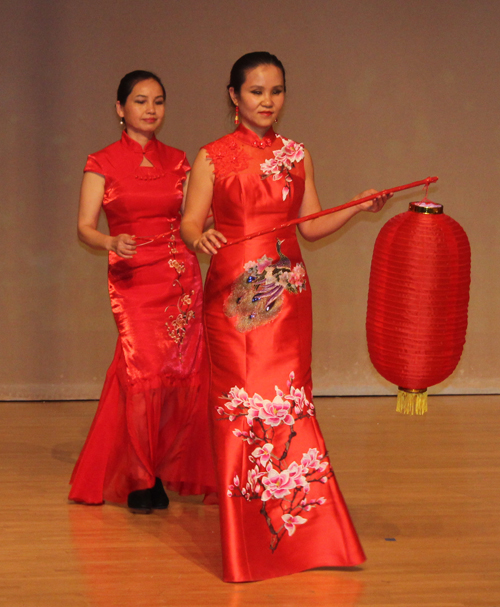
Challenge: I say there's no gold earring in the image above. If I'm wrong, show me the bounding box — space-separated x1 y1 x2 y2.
234 106 239 126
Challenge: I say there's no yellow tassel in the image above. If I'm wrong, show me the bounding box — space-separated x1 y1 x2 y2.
396 388 428 415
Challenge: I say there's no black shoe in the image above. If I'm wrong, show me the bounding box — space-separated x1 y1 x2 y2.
127 488 153 514
151 477 169 510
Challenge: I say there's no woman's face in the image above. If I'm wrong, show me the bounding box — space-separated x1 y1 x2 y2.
116 78 165 139
229 64 285 137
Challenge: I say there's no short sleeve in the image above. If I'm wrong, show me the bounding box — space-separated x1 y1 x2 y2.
182 153 191 175
84 154 105 176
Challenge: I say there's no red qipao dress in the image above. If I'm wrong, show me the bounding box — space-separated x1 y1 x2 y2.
203 124 365 582
69 131 216 505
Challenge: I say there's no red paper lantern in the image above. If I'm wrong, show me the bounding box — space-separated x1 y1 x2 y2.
366 201 471 414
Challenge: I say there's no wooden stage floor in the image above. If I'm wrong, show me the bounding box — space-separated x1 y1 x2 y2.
1 395 499 607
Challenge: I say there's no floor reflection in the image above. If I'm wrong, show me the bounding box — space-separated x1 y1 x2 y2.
68 497 363 606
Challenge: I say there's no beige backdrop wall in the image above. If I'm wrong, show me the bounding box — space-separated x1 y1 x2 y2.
1 0 498 400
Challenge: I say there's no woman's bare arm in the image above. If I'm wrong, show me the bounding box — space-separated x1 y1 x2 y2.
297 149 389 242
77 172 137 259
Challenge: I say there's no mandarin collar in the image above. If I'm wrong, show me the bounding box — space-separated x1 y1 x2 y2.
233 123 276 148
120 129 158 154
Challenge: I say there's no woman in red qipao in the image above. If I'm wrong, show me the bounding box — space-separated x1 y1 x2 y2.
69 71 216 513
181 53 389 582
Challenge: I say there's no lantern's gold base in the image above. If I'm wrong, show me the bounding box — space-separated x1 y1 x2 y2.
396 388 428 415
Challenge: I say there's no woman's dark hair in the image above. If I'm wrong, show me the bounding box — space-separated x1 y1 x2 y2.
117 70 166 106
227 52 286 104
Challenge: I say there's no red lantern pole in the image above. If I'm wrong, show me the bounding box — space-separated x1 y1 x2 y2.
223 176 438 248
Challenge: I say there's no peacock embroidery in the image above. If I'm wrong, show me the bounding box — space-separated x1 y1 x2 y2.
224 239 307 333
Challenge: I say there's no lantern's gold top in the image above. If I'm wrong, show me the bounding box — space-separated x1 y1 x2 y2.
409 201 443 214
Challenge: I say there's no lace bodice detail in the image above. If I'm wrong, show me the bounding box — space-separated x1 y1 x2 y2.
204 134 251 180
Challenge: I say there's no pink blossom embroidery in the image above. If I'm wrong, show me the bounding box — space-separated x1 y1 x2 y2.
246 393 265 425
233 428 257 444
301 448 325 471
287 462 308 488
244 255 273 274
248 466 265 493
282 514 307 536
260 157 281 177
251 444 273 466
288 385 310 414
227 386 250 408
260 136 305 200
217 372 331 552
289 264 306 290
258 396 294 427
262 469 296 501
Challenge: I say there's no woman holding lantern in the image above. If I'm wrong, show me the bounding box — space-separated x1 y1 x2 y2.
181 52 389 582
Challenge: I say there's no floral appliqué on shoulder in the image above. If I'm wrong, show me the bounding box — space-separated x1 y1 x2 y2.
224 239 307 333
260 136 305 201
217 371 333 552
204 135 250 180
164 222 196 353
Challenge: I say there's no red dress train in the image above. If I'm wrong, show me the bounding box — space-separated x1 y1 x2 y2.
69 131 216 505
203 124 365 582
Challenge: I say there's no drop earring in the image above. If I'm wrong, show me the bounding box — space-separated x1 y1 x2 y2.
234 106 239 126
120 117 125 126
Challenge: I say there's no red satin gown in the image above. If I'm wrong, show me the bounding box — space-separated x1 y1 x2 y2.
203 124 365 582
69 131 216 505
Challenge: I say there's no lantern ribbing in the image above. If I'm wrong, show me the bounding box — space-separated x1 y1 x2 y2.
366 202 471 414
